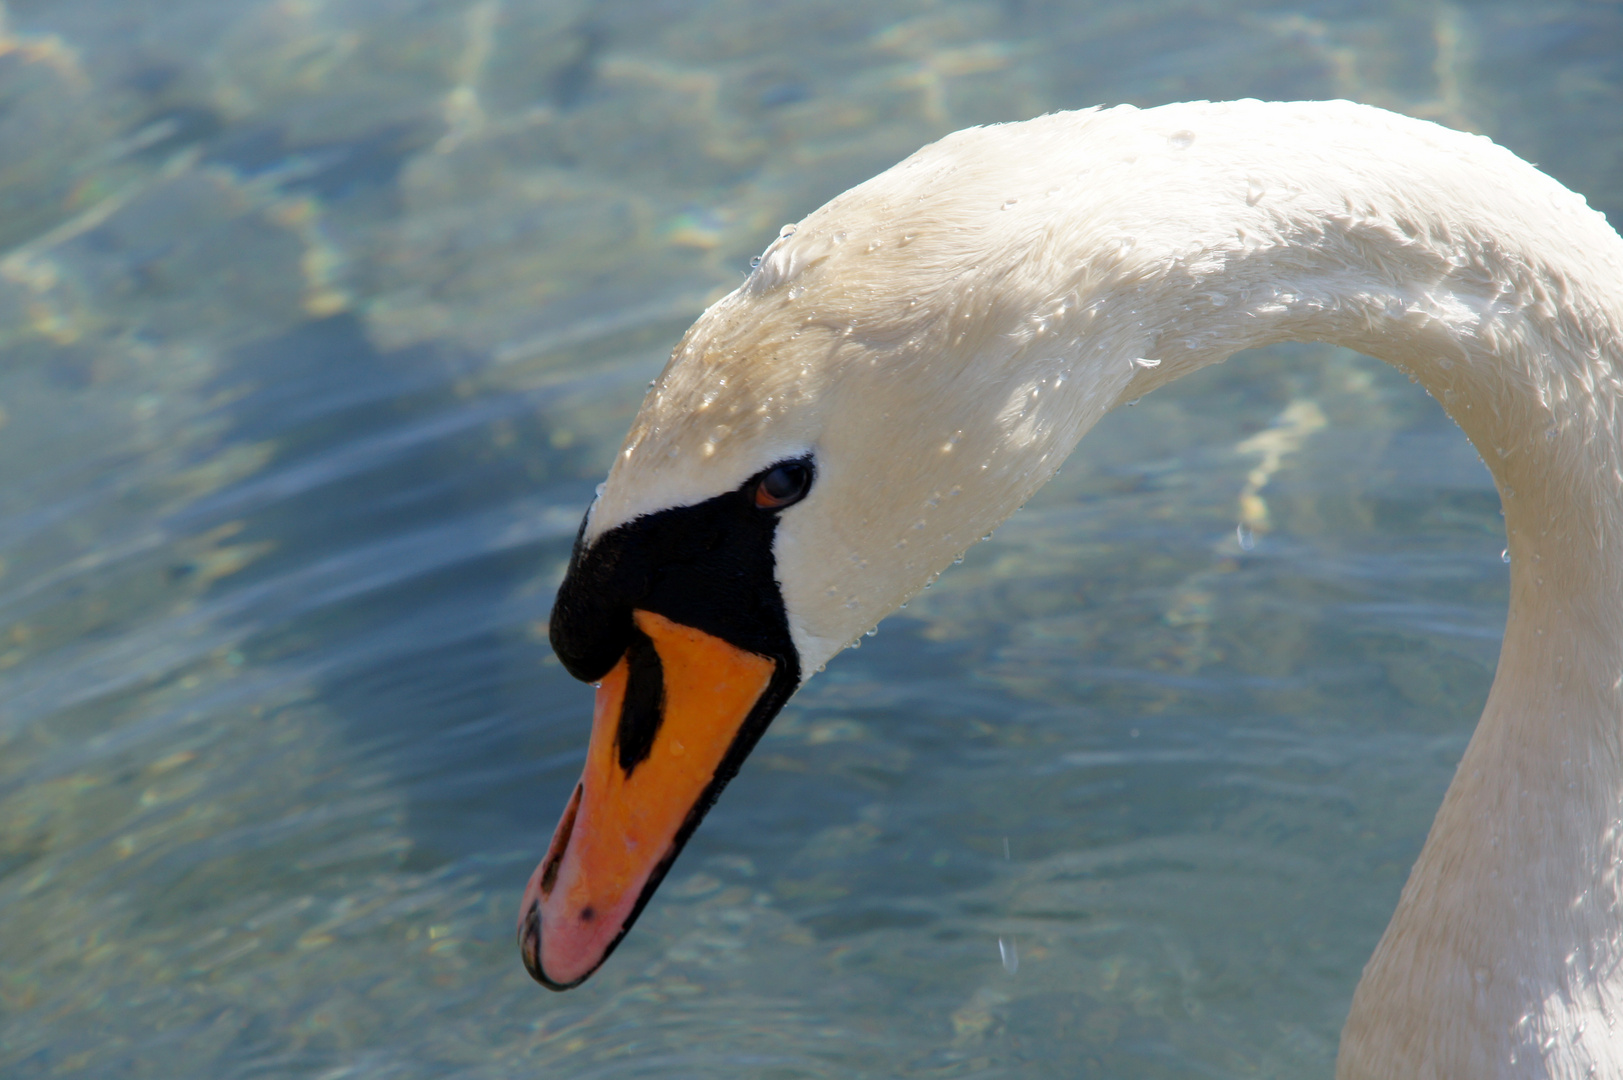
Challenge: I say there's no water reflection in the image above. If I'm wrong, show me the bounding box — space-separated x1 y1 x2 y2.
1 0 1616 1076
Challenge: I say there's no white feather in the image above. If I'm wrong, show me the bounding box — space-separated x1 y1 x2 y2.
591 100 1623 1077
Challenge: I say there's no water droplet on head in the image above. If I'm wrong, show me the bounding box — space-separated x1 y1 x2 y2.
1502 549 1512 563
1236 524 1256 551
1001 198 1019 211
1168 130 1196 150
750 255 762 269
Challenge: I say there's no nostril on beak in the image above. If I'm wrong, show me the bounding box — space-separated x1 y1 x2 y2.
539 782 583 898
519 901 544 983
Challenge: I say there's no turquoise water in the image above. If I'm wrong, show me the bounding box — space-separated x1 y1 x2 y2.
1 1 1619 1076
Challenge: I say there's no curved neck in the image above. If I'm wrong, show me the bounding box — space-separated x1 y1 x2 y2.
1079 104 1623 1077
1090 106 1623 659
697 101 1623 1074
1132 160 1623 633
615 103 1623 1072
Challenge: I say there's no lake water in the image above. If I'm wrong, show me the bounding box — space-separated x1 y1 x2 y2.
2 1 1619 1076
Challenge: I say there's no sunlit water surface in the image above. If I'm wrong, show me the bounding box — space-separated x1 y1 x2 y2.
1 1 1620 1076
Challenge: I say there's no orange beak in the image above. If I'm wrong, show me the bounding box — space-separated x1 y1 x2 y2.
518 608 776 988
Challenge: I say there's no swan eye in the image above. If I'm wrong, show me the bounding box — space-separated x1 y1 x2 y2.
752 460 813 510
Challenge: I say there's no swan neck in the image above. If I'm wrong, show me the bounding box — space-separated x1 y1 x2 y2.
1052 106 1623 1073
1137 143 1623 1078
1109 132 1623 621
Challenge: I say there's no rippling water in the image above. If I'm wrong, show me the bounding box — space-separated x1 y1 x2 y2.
1 1 1619 1076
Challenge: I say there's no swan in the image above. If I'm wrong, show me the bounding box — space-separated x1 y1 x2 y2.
517 100 1623 1077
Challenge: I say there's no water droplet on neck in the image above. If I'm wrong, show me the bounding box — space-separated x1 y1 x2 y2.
1237 524 1256 551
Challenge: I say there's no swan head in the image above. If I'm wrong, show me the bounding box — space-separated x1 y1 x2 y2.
518 107 1231 988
